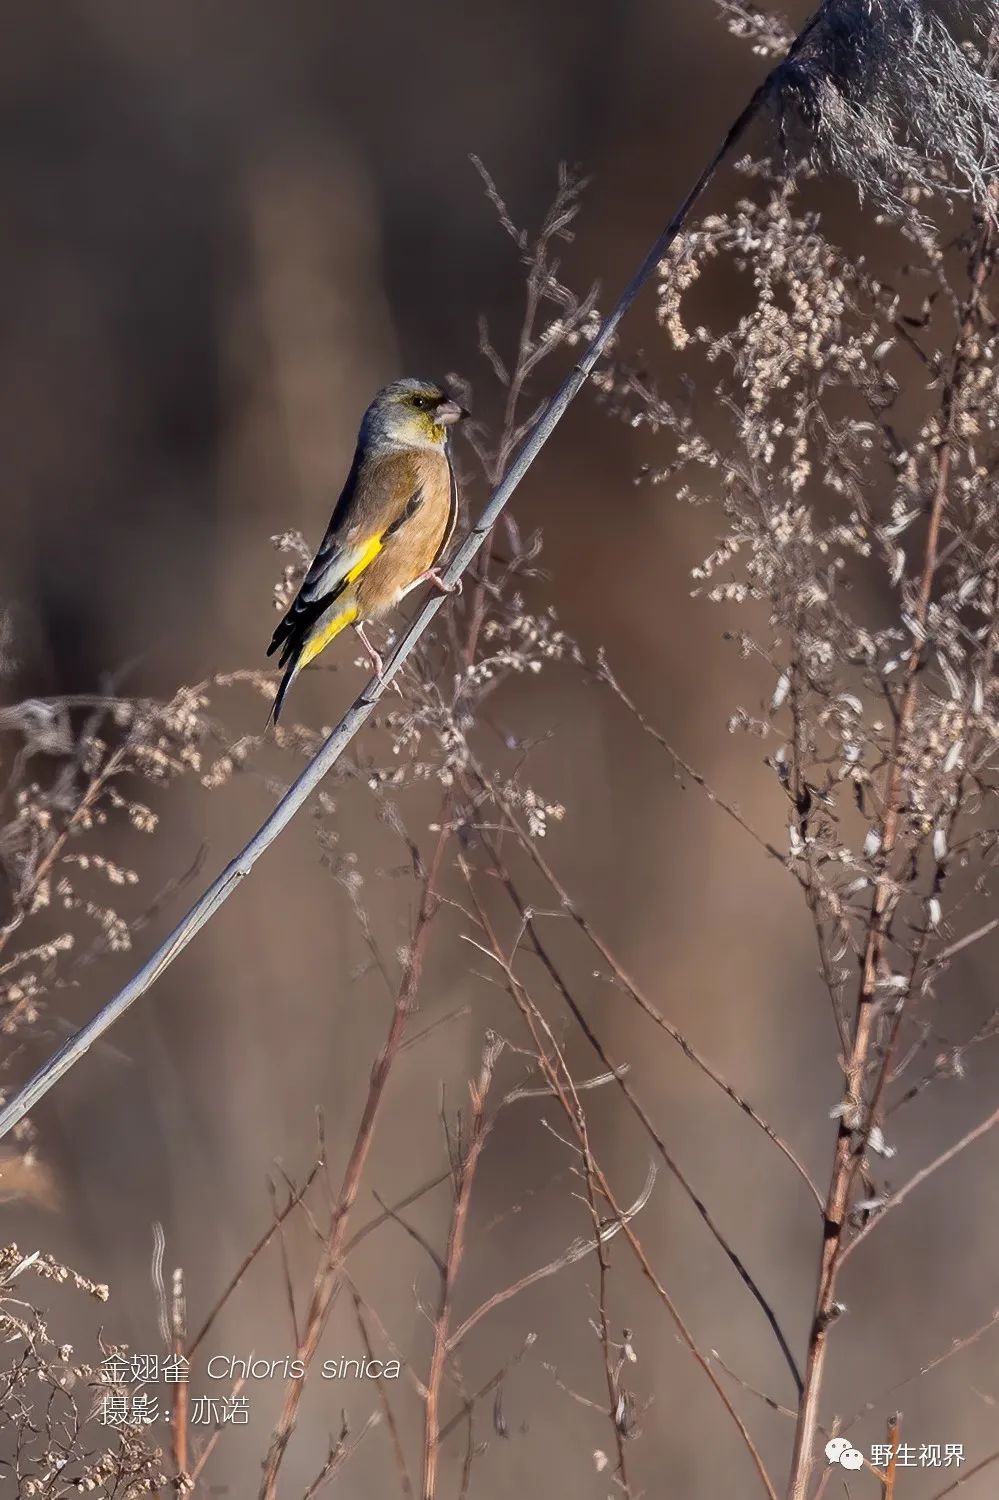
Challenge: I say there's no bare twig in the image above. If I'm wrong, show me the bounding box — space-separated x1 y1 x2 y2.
881 1414 900 1500
187 1371 249 1486
436 1334 537 1447
710 1350 797 1420
475 763 822 1209
422 1037 502 1500
170 1269 189 1487
461 859 779 1500
468 814 805 1396
352 1290 415 1499
928 1446 999 1499
267 1176 300 1347
593 652 792 872
372 1189 448 1279
841 1101 999 1264
187 1160 324 1358
842 1305 999 1433
258 830 451 1499
441 1153 657 1354
581 1107 633 1494
302 1413 380 1499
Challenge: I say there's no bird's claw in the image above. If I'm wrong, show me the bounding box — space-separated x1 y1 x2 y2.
354 623 384 678
426 569 462 597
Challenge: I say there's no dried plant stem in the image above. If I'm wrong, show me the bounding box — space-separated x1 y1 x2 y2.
457 1413 477 1500
268 1176 301 1345
786 207 996 1500
170 1281 190 1485
344 1171 453 1257
462 864 779 1500
258 827 450 1500
352 1290 415 1499
187 1371 249 1486
469 812 804 1396
186 1161 449 1367
593 654 791 872
474 763 822 1207
0 745 127 959
186 1159 323 1358
881 1415 900 1500
843 1305 999 1432
0 38 780 1142
928 1447 999 1499
581 1125 633 1494
442 1190 656 1355
436 1336 535 1447
710 1351 797 1420
841 1098 999 1263
345 1275 430 1403
301 1413 379 1499
171 1380 189 1486
422 1039 501 1500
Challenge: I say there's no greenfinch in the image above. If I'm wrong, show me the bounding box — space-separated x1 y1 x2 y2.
267 377 466 723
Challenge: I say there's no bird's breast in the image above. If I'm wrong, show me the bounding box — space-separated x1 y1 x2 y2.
355 464 452 616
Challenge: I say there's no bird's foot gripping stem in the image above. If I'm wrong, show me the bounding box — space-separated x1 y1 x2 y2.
354 622 384 678
422 568 462 597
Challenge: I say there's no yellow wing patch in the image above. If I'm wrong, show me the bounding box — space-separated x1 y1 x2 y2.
344 534 383 584
297 535 382 670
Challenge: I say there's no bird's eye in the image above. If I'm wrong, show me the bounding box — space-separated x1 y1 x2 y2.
411 394 430 410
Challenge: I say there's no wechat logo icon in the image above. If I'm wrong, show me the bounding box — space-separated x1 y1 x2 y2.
826 1437 864 1471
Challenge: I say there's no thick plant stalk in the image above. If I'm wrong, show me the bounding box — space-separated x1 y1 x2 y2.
785 205 996 1500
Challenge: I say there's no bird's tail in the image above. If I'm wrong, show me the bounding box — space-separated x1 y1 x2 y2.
267 655 301 728
267 603 359 727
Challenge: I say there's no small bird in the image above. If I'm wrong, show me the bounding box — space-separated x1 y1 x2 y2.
267 377 466 724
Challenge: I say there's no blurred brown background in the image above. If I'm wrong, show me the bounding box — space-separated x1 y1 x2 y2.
3 1 998 1495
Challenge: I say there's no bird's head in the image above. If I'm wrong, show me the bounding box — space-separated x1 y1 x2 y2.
362 378 468 450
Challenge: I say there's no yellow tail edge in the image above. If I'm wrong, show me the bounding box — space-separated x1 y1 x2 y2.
298 603 360 670
269 602 361 727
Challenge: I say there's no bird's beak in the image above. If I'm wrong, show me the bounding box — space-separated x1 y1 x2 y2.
434 399 467 427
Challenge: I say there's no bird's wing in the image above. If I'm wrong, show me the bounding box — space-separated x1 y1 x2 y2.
428 444 459 570
267 447 426 664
